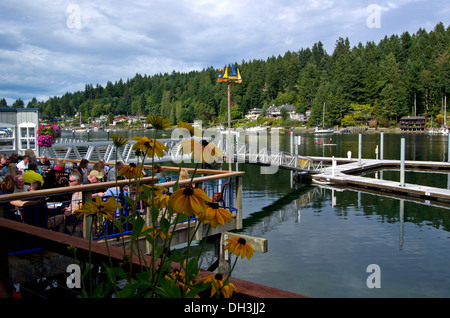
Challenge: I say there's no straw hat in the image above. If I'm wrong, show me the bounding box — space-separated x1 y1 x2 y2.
89 170 104 179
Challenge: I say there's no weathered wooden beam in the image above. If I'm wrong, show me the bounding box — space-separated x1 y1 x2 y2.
222 232 268 253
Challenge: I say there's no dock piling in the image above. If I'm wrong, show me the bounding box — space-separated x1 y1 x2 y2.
400 137 405 187
358 133 362 166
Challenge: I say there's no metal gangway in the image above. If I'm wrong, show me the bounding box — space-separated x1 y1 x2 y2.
231 141 324 173
43 135 325 174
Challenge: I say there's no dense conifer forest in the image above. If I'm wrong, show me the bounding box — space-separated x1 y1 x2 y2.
2 22 449 128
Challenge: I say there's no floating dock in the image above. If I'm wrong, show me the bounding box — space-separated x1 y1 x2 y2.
310 158 450 205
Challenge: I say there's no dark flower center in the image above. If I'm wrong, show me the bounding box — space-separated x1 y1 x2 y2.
215 273 223 280
237 238 247 245
183 188 194 196
207 202 220 209
202 140 209 147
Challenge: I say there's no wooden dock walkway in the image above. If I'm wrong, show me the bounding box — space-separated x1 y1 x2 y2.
311 158 450 204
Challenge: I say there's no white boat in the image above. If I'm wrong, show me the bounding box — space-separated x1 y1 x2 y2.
314 102 334 134
429 97 450 135
220 128 238 135
314 126 334 134
246 126 267 132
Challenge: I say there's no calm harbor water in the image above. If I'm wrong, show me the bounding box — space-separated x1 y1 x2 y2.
62 129 450 297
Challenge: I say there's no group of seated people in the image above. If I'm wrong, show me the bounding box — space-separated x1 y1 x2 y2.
0 151 200 238
0 151 130 235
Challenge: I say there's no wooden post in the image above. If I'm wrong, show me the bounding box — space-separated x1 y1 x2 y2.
235 176 243 230
217 232 231 275
0 232 10 298
217 231 268 275
82 191 93 240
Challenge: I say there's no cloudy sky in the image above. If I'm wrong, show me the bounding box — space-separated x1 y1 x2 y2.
0 0 448 105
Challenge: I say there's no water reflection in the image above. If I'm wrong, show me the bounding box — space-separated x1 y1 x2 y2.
236 178 450 297
240 185 324 238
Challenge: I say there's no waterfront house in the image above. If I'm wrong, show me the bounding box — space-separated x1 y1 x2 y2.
245 108 262 120
265 104 298 120
399 116 426 131
0 108 39 155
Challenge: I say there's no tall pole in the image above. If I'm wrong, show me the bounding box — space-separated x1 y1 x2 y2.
227 82 232 172
218 65 242 172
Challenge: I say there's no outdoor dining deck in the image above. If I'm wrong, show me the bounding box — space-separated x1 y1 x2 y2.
1 161 244 256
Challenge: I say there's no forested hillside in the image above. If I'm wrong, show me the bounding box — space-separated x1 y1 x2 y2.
3 22 449 128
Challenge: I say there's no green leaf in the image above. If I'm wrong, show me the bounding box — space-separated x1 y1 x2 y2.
132 216 145 239
150 205 160 222
124 196 136 207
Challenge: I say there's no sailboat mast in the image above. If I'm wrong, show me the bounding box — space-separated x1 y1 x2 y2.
323 102 325 128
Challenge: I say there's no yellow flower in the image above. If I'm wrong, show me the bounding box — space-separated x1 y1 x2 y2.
74 196 122 220
147 115 172 130
196 274 237 298
119 163 143 179
224 236 255 260
168 186 211 217
198 202 233 228
165 270 190 293
132 137 168 158
154 194 170 210
142 226 171 240
177 121 194 136
180 139 223 164
144 184 168 196
111 134 128 148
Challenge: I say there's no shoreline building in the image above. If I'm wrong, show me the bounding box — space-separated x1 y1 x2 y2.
265 104 301 120
0 108 40 155
245 108 262 120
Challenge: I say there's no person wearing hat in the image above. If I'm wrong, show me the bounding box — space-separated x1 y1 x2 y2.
83 170 106 197
83 170 104 184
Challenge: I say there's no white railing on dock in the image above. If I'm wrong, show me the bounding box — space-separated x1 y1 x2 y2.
45 136 326 173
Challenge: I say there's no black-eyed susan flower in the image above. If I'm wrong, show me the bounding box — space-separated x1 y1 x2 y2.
198 202 233 228
132 137 168 158
177 121 195 136
144 184 168 196
224 236 255 260
119 163 143 179
111 134 128 148
196 273 237 298
74 196 122 220
147 115 172 130
142 226 171 241
165 270 189 293
168 186 211 217
154 194 170 210
180 139 223 164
